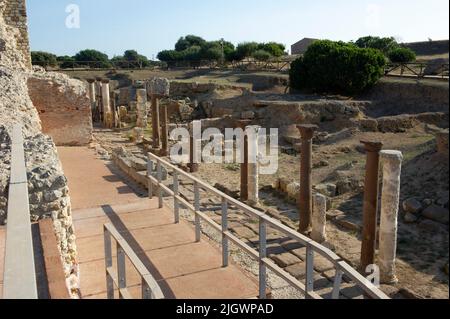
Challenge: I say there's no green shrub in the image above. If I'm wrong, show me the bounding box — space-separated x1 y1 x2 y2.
252 50 272 62
289 40 386 95
355 36 399 55
388 47 416 63
31 51 58 67
236 42 259 60
57 55 75 69
74 49 111 68
258 42 285 57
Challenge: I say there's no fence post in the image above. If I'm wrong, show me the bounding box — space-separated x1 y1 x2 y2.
259 217 267 299
142 278 151 299
305 243 314 299
332 269 343 299
147 158 154 200
173 171 180 224
194 181 201 242
157 160 163 209
117 245 127 299
221 197 229 267
104 227 114 299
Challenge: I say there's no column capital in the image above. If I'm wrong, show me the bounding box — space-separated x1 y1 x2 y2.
297 124 318 139
87 78 95 83
245 125 261 133
361 140 383 153
101 79 110 84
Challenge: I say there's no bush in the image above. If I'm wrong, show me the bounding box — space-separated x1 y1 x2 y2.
289 40 386 95
236 42 259 60
74 49 111 68
258 42 285 57
57 55 76 69
252 50 272 62
388 47 416 63
31 51 58 67
355 36 399 55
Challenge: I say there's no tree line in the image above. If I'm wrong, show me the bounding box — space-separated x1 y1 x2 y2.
31 49 159 69
156 35 287 65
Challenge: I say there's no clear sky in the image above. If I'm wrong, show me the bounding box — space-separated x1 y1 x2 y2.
27 0 449 59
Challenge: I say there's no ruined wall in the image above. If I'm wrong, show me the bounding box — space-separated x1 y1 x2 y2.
1 0 31 70
28 70 93 146
1 0 79 296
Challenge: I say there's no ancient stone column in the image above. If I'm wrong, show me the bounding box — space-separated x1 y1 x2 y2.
136 89 148 128
151 95 160 148
237 120 252 202
160 104 169 157
379 150 403 284
101 79 112 127
95 77 103 122
188 120 201 173
148 78 170 149
311 193 327 243
87 78 96 108
297 124 318 234
247 125 261 205
360 140 384 273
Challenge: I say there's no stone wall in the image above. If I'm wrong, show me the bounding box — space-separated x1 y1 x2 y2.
1 0 79 297
27 69 93 146
1 0 31 70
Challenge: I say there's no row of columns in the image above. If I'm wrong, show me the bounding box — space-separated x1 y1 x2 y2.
87 78 115 128
296 124 403 284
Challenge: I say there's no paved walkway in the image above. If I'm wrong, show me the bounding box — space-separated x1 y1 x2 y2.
58 147 259 299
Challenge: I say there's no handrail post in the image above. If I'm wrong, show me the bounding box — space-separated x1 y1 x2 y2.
221 197 229 267
104 227 114 299
194 181 201 242
157 160 163 209
142 278 151 299
173 171 180 224
305 243 315 299
117 245 127 299
332 268 343 299
259 217 267 299
147 157 154 200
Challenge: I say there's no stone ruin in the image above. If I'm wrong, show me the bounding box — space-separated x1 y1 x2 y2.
0 0 93 297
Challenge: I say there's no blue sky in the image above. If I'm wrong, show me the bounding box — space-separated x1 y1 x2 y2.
27 0 449 59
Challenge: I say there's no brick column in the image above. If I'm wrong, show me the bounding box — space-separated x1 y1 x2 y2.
379 150 403 284
297 124 318 234
360 140 383 273
160 104 169 157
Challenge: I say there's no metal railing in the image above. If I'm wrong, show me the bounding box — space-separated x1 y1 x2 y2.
2 125 38 299
103 223 164 299
147 152 389 300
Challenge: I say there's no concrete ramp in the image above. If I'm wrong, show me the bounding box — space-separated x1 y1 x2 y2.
58 147 259 299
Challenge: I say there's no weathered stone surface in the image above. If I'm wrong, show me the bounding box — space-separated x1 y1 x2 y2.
284 263 306 280
314 183 336 197
147 77 170 97
270 252 302 268
404 212 419 224
402 198 423 214
335 217 362 232
422 205 449 224
291 247 307 261
326 209 345 221
230 226 256 239
27 71 93 146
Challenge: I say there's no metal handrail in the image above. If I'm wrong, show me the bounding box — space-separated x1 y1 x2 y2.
2 125 38 299
147 152 389 300
103 223 164 299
